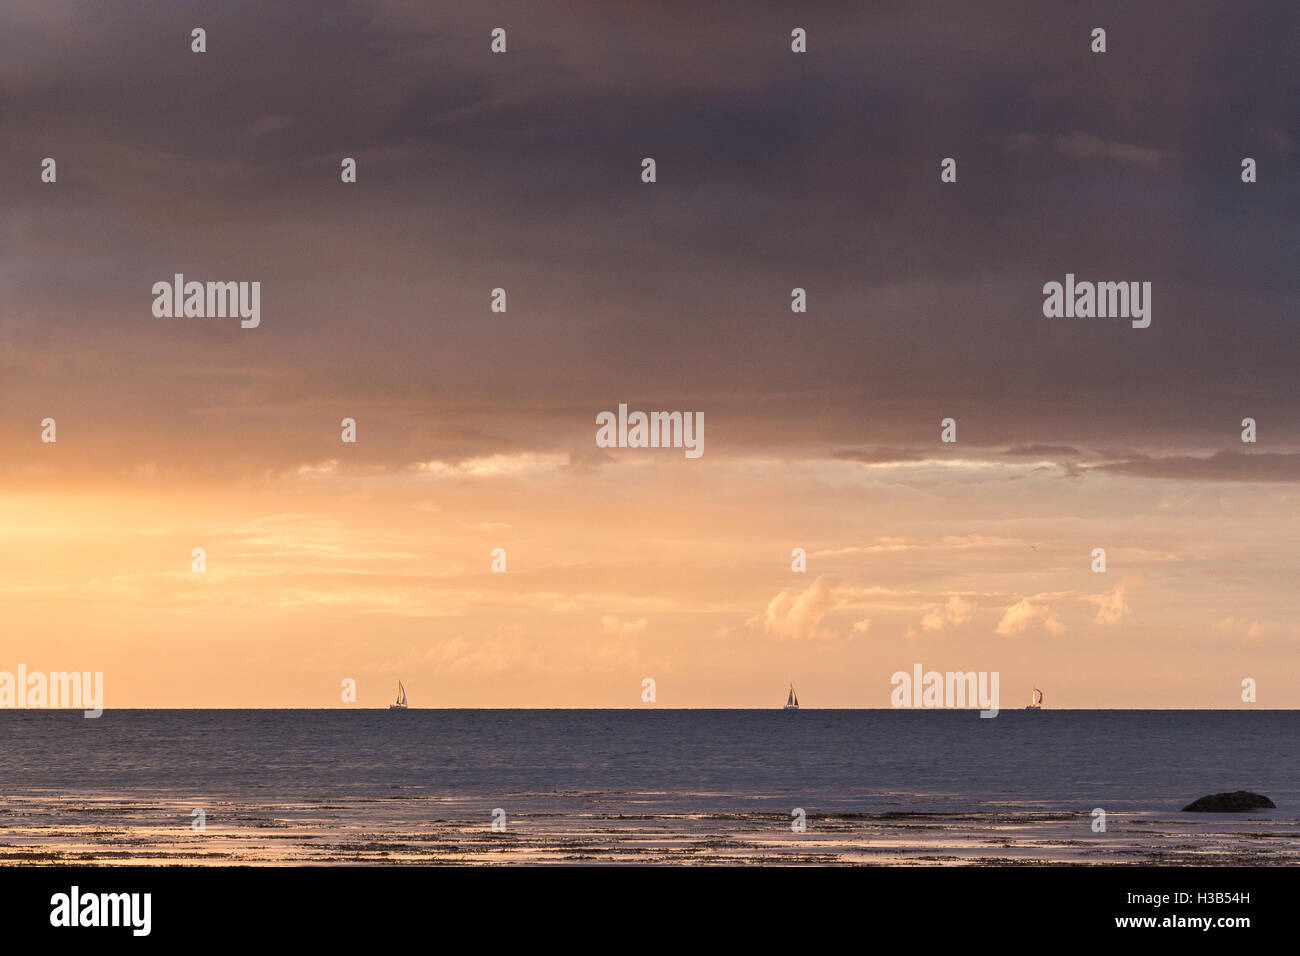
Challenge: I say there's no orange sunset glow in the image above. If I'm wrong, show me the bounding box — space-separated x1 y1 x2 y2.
3 0 1296 711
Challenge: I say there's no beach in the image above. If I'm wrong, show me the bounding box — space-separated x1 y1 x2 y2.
2 709 1295 865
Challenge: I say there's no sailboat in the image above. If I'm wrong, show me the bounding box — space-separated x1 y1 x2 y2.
784 683 799 711
389 680 408 710
1026 687 1043 710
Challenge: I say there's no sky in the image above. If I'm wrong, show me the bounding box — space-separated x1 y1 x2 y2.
1 1 1297 707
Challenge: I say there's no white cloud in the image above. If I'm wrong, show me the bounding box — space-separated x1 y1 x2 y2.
996 597 1064 636
920 595 974 631
746 576 838 640
602 614 648 637
411 453 567 479
1090 581 1131 625
1215 616 1272 640
1054 130 1171 169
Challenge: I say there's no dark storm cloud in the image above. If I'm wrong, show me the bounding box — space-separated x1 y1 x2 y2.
1088 449 1300 483
2 0 1297 479
832 447 925 464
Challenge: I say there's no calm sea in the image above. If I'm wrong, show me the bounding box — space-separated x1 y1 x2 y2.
3 709 1295 814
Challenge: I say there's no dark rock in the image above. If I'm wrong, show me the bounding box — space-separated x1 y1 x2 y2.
1181 791 1276 812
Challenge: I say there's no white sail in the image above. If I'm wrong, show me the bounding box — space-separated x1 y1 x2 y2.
390 680 408 709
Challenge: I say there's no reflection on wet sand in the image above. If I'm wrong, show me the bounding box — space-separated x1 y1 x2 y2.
2 793 1296 865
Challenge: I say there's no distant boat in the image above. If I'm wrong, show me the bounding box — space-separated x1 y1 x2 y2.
389 680 408 710
784 684 799 710
1026 687 1043 710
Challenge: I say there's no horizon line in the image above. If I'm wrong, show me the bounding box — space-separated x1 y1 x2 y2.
1 706 1292 712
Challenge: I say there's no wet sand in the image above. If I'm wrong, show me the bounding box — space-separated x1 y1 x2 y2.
2 792 1295 865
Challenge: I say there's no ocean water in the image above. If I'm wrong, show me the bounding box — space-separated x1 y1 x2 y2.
1 710 1296 864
